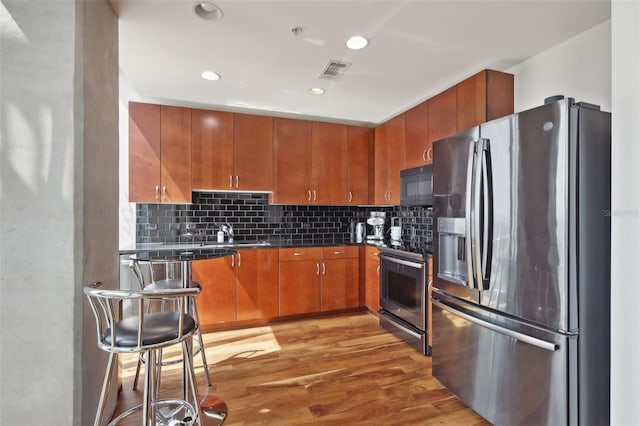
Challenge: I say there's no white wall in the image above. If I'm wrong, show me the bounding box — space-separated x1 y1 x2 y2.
611 1 640 424
507 20 611 112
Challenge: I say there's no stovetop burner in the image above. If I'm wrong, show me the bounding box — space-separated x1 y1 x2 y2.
377 239 432 261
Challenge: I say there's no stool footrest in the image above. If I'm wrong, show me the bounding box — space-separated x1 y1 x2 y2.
109 398 199 426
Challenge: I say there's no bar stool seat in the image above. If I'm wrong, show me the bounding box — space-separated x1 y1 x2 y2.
84 281 204 426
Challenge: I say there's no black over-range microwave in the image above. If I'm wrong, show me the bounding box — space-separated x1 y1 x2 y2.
400 165 433 206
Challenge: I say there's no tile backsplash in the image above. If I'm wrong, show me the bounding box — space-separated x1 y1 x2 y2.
136 192 432 246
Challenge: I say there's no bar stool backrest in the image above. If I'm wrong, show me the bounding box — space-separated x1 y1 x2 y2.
129 257 183 289
84 282 200 354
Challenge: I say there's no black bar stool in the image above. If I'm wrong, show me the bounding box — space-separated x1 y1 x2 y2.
84 281 203 425
129 258 212 389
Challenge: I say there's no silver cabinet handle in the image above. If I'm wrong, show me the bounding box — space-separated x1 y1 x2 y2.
334 251 344 255
229 175 233 188
376 265 380 276
322 262 326 275
308 190 312 201
155 186 160 200
231 254 235 267
422 148 427 162
235 175 239 188
313 190 317 202
237 252 241 267
293 252 303 256
316 263 320 275
162 186 167 201
427 147 433 161
348 191 352 202
432 299 559 352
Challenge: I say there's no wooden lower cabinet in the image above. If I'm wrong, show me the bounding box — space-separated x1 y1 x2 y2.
279 259 322 316
279 246 360 316
321 246 359 311
193 256 236 326
364 246 381 313
236 249 279 321
193 248 279 328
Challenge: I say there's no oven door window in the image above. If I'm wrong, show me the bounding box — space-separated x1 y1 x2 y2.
380 256 425 329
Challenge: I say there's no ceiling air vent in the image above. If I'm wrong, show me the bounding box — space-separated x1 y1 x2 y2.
318 60 351 80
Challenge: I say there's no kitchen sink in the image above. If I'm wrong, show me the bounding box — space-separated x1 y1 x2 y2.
199 241 271 248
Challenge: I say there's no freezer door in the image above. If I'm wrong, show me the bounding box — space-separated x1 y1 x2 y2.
479 101 570 331
432 127 480 302
432 292 575 426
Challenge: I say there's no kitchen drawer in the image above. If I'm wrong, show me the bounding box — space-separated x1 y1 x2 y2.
279 247 322 261
322 245 359 259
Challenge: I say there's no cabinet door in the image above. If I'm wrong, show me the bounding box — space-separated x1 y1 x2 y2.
322 258 359 311
191 108 234 190
364 247 380 313
372 121 390 204
405 101 431 167
273 118 312 204
279 260 321 316
456 69 514 131
386 113 405 204
456 70 487 131
347 126 370 205
428 86 457 145
234 113 274 191
160 105 192 203
193 256 236 326
236 249 279 321
312 122 348 204
129 102 161 202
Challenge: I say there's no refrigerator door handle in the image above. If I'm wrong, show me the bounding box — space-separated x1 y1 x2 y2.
432 299 559 352
465 141 476 289
480 139 493 290
473 140 483 289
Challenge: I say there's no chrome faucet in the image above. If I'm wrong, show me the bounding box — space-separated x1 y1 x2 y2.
220 223 234 242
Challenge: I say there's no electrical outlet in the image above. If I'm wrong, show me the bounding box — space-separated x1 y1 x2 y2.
145 223 158 230
169 223 180 230
186 223 196 230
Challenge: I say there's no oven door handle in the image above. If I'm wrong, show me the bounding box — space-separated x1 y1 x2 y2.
380 255 424 269
382 314 423 339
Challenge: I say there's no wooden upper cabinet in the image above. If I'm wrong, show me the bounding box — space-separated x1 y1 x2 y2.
456 69 514 131
347 126 370 205
405 101 431 167
129 102 191 203
129 102 161 202
428 86 457 146
160 106 192 203
373 114 405 205
234 113 273 191
272 118 312 204
191 108 234 190
311 122 348 204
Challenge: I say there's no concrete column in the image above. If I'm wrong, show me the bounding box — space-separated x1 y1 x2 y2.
0 1 118 424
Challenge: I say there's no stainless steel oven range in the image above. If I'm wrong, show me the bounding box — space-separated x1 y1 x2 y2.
378 244 431 355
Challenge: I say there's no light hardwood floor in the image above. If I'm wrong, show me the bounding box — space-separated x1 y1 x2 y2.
113 312 490 425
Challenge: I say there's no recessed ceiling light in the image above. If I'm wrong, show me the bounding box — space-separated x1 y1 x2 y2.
194 2 223 21
308 88 325 95
345 35 369 50
201 71 220 81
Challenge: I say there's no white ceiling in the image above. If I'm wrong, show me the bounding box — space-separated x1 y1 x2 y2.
112 0 610 126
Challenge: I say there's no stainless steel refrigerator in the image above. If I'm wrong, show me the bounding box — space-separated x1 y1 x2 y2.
431 97 610 426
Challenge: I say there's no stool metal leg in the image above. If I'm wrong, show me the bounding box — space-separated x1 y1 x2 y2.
192 303 211 387
94 352 117 426
182 340 204 425
142 350 156 426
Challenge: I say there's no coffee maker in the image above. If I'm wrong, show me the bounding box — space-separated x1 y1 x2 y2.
366 211 386 240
